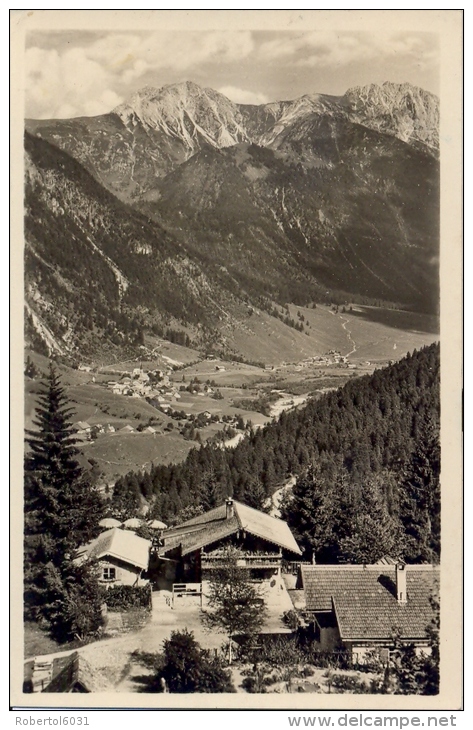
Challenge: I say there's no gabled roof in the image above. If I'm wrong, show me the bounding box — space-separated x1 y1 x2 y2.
44 652 109 693
162 500 301 556
300 564 439 642
78 528 150 570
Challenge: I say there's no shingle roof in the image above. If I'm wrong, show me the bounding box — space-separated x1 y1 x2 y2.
44 652 109 693
78 528 151 570
300 564 439 642
161 500 301 556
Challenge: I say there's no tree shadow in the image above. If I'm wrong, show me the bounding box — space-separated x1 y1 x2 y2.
348 307 439 335
128 673 163 693
126 650 164 693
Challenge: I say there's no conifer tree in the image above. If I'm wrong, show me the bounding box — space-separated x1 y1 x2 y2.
25 363 100 563
24 363 103 639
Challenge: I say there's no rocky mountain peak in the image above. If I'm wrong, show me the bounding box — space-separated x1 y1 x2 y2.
113 81 249 151
343 82 439 153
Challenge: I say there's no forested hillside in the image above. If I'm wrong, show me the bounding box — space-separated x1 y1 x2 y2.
111 343 440 563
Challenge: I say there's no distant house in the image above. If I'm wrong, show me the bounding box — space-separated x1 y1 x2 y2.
157 498 301 607
119 424 135 433
73 421 91 434
76 528 151 587
293 563 439 662
78 365 92 373
104 424 115 433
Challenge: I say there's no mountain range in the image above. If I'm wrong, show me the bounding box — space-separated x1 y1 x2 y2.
24 80 440 359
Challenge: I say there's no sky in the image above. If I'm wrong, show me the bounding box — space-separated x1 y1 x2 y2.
25 30 439 120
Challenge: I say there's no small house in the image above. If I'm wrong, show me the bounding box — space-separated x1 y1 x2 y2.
73 421 91 434
76 528 151 587
293 563 439 663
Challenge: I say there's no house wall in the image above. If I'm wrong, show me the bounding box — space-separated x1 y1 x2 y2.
344 642 432 665
99 556 147 587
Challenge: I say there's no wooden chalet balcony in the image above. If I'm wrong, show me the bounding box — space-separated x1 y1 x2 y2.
201 550 282 569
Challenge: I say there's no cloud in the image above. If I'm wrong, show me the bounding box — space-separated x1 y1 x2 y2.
218 85 269 105
26 44 123 118
258 31 438 70
26 31 256 118
81 30 255 78
25 30 437 119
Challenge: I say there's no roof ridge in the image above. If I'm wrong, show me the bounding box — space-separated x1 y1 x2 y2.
233 502 244 530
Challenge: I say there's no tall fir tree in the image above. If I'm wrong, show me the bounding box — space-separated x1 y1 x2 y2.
24 363 103 639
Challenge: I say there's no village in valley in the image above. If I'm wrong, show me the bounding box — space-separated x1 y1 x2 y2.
23 343 440 696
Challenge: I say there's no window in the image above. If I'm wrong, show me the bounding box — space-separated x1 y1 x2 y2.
103 567 116 581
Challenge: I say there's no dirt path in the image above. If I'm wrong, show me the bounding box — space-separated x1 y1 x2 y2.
339 315 357 357
77 592 226 693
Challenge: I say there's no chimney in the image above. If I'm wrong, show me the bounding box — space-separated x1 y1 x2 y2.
395 563 407 604
225 498 234 520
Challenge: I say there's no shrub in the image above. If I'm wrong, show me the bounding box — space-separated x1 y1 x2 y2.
306 649 352 669
104 584 151 611
301 665 315 677
159 630 235 693
282 610 300 631
241 635 305 667
330 673 370 694
241 663 277 693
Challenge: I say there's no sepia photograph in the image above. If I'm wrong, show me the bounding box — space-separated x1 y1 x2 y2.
10 9 462 711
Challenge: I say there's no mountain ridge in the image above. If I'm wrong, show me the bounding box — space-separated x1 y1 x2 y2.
24 80 440 358
26 80 439 202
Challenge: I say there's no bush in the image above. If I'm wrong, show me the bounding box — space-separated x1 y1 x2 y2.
282 610 300 631
241 663 278 693
159 630 235 693
301 665 315 677
329 673 370 694
239 635 305 666
104 584 151 611
306 649 352 669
